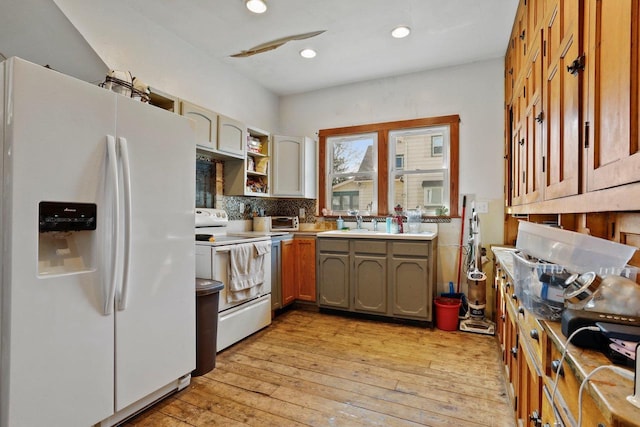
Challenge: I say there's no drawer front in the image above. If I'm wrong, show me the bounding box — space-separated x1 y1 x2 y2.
517 305 547 373
548 345 610 426
317 238 349 253
354 240 387 254
391 241 429 257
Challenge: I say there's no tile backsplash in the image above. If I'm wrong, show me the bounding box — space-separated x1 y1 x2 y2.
221 196 317 222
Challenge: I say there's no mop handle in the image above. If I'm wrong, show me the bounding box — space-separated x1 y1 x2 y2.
456 195 467 293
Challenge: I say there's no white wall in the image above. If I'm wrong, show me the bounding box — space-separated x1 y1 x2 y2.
53 0 279 132
280 59 505 293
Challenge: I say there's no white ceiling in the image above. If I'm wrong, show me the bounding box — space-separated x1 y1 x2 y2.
124 0 518 96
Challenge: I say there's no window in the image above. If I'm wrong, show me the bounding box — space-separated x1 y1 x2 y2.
318 115 459 217
389 126 450 215
325 132 377 214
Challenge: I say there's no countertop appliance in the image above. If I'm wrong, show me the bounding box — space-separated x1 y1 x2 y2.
253 216 299 232
195 209 272 351
0 57 196 427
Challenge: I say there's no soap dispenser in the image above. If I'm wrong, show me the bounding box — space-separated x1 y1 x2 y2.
336 216 344 230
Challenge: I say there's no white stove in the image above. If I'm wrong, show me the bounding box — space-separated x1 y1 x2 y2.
194 208 272 351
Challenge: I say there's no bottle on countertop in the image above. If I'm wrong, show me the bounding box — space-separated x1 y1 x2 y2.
336 216 344 230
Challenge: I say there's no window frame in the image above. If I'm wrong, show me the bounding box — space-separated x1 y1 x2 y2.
318 115 460 217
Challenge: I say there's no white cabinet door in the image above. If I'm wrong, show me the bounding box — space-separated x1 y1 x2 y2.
217 114 246 158
272 135 316 198
180 100 217 151
114 96 195 411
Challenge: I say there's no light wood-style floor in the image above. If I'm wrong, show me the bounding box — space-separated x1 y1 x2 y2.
124 308 515 426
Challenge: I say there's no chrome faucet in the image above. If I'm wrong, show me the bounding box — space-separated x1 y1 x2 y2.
355 214 363 230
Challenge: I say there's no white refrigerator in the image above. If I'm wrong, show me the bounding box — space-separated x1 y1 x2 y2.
0 57 196 426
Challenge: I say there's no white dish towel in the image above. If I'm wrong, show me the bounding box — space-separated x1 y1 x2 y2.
227 241 271 303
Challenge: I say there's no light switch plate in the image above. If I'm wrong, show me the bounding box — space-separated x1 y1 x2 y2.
476 201 489 214
299 208 306 218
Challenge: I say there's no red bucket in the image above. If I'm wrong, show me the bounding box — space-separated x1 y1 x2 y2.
434 297 461 331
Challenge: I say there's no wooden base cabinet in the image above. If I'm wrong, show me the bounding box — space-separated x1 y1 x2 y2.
317 237 437 322
493 247 640 427
295 237 316 302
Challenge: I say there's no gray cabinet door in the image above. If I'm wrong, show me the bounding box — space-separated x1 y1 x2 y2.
390 257 430 319
318 253 350 308
353 254 387 314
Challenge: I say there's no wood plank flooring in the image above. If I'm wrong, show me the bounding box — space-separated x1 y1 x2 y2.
124 309 515 426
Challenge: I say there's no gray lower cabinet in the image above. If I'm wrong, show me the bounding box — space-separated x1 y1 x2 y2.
317 237 437 322
318 252 350 308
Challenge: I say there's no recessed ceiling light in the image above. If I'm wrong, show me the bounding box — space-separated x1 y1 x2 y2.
300 48 317 59
391 26 411 39
246 0 267 14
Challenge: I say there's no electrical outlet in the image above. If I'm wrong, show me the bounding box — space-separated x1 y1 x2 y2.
476 201 489 213
239 202 245 213
299 208 306 218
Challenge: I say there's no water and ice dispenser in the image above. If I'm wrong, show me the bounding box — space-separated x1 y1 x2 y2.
38 201 97 276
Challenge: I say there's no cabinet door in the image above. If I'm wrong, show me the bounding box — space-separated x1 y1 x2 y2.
523 31 544 204
217 114 246 157
390 257 429 319
504 298 519 407
295 238 316 302
584 0 640 191
543 0 582 200
281 239 296 306
180 100 217 151
272 135 316 198
353 254 387 314
317 253 350 308
517 340 542 426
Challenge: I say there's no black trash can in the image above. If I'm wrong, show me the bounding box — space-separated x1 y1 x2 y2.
194 278 224 377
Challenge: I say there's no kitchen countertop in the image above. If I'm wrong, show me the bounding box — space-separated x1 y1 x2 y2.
492 247 639 426
317 229 437 240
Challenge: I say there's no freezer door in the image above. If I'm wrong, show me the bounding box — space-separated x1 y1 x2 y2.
1 58 115 426
113 95 195 410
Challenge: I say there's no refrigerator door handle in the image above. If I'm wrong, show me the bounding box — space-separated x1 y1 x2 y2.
105 135 120 315
117 136 132 311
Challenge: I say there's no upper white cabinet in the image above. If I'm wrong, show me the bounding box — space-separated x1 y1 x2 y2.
217 114 246 158
180 100 218 152
272 135 316 198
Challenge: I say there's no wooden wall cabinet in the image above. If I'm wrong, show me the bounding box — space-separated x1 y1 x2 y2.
505 0 640 214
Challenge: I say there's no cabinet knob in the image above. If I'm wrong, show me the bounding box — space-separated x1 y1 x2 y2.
518 306 525 315
511 346 518 358
512 294 518 302
530 329 539 341
551 360 564 377
506 282 511 289
566 55 585 76
535 111 544 123
530 411 541 426
501 274 506 280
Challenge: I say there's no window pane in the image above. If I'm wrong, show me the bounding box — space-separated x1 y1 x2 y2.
330 134 375 174
390 127 448 170
390 172 448 214
327 133 377 214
